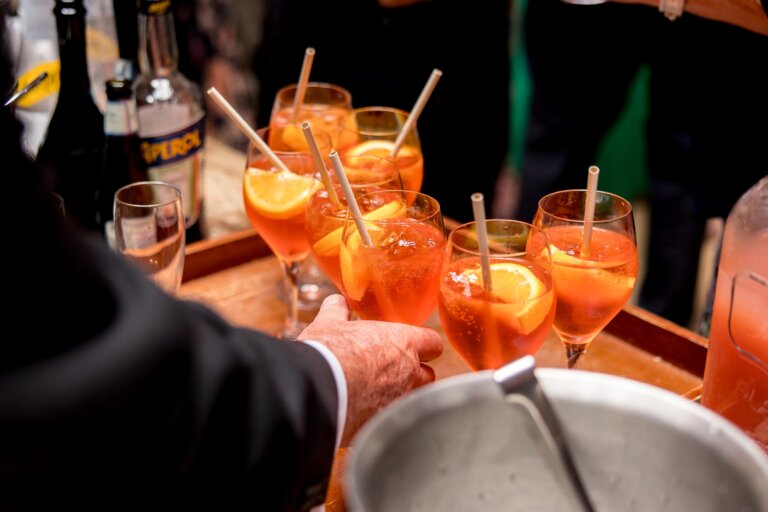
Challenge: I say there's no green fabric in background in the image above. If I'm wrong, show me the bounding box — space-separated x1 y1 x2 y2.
508 0 649 202
594 65 650 201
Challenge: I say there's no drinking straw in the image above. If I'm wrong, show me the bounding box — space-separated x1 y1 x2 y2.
391 68 443 158
301 122 340 207
207 87 292 174
329 151 373 247
581 165 600 258
291 47 316 123
471 192 493 292
4 71 48 107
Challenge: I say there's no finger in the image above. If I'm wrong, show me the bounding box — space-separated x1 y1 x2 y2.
312 294 350 324
412 327 444 361
414 363 436 387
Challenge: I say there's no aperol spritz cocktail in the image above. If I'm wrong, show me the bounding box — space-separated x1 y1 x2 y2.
438 220 556 370
305 155 402 289
269 82 352 149
337 107 424 194
243 127 330 336
534 190 638 368
339 190 445 325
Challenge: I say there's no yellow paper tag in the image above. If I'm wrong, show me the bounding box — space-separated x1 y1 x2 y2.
15 61 60 108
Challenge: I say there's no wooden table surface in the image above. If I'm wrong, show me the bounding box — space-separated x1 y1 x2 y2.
179 229 708 511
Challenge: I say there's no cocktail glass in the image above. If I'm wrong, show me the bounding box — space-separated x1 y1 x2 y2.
269 82 352 149
337 107 424 194
305 155 403 290
533 189 638 368
438 220 556 370
339 190 445 325
243 127 331 337
114 181 185 294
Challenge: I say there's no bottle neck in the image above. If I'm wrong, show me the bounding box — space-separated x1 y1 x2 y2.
138 11 179 76
54 1 92 97
105 78 138 136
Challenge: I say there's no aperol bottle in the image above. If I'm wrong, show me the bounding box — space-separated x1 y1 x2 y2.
134 0 206 243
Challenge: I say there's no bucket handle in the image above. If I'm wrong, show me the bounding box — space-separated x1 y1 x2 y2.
494 356 597 512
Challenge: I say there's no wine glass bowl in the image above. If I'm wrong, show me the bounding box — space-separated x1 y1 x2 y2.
337 107 424 194
338 190 445 325
269 82 352 148
114 181 185 294
305 155 403 290
438 220 556 370
534 189 638 368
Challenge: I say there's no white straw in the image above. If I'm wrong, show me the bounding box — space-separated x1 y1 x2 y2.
329 151 373 247
581 165 600 258
391 68 442 157
471 192 492 292
291 47 316 123
207 87 292 174
301 122 340 206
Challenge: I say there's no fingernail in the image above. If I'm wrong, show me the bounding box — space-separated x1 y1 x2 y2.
321 294 346 308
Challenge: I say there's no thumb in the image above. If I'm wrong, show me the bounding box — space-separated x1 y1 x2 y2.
313 294 350 324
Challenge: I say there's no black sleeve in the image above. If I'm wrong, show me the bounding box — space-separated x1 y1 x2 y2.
2 209 338 511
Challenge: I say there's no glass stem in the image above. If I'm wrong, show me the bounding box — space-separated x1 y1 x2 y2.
281 259 303 339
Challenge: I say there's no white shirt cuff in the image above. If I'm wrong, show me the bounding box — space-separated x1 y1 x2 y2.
302 340 348 452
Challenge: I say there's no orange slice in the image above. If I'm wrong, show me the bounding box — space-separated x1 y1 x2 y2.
463 262 553 334
312 200 406 257
548 244 636 295
345 140 418 160
244 168 319 220
280 124 309 152
339 225 385 301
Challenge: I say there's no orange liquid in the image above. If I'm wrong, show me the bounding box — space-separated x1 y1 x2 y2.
305 190 346 288
702 269 768 452
341 221 445 325
243 156 314 262
439 257 556 370
271 106 349 147
547 226 638 345
339 144 423 193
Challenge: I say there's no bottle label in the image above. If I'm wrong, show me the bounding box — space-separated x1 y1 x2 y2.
138 0 172 16
138 114 205 226
105 98 139 135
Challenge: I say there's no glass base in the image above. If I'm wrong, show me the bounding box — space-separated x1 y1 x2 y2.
297 254 339 315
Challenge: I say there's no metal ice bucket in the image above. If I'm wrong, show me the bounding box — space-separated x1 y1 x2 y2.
345 369 768 512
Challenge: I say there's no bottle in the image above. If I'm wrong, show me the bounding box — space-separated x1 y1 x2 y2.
701 177 768 452
36 0 105 232
111 0 139 77
97 60 148 247
133 0 205 243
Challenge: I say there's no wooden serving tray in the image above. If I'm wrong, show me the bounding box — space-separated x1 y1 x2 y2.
181 228 706 393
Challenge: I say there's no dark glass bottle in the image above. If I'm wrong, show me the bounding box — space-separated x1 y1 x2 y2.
112 0 139 78
134 0 206 243
97 61 148 247
36 0 105 232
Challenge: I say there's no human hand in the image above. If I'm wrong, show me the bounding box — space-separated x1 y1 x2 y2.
298 294 443 445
